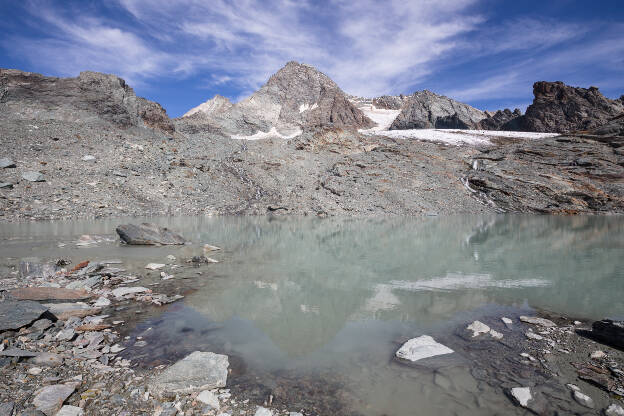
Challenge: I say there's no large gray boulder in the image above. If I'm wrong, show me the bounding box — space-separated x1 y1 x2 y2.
0 69 174 134
148 351 229 397
32 384 76 415
389 90 486 130
505 81 624 133
116 223 186 245
0 300 48 331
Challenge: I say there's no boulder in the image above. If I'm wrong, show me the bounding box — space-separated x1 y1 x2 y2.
43 303 101 320
56 406 84 416
116 223 186 245
508 387 532 408
148 351 229 397
588 319 624 350
0 300 48 331
0 158 16 168
22 171 45 182
33 384 76 415
395 335 454 362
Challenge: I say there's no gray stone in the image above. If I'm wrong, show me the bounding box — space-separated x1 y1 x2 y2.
0 182 13 189
590 319 624 350
22 171 45 182
55 328 75 341
0 348 39 357
65 276 101 290
573 391 594 408
30 352 63 367
111 287 149 298
32 319 53 331
19 260 58 279
148 351 229 397
0 158 16 168
116 223 186 245
81 155 96 162
605 404 624 416
519 316 556 328
43 303 101 320
33 384 76 415
395 335 454 362
56 405 84 416
0 300 48 331
466 320 490 337
18 409 46 416
254 408 273 416
0 402 15 415
197 390 220 410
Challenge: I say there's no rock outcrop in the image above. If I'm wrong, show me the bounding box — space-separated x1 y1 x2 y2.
371 95 409 110
0 69 174 134
180 61 374 137
477 108 522 130
389 90 486 130
182 94 232 118
506 81 624 133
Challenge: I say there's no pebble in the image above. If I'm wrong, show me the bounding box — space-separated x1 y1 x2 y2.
82 155 96 162
590 350 606 359
525 331 544 341
28 366 43 375
197 390 220 410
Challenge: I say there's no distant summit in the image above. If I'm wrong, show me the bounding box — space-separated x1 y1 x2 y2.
180 61 374 138
182 94 232 118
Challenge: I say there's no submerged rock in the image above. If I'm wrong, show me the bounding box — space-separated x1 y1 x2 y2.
519 316 556 328
0 300 48 331
116 223 186 245
395 335 454 362
588 319 624 350
148 351 229 397
573 390 594 408
605 403 624 416
509 387 532 407
466 320 490 337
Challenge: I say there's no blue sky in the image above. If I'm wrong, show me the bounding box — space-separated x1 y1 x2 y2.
1 0 623 117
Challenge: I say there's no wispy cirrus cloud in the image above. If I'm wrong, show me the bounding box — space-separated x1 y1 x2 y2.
1 0 623 115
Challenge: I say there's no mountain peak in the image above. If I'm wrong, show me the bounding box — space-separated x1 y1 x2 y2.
182 94 232 118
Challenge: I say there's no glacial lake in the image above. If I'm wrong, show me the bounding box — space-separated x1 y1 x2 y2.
1 215 623 415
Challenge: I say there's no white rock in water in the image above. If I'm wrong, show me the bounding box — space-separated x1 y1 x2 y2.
467 320 490 337
204 244 221 251
254 407 274 416
590 350 606 359
489 329 503 339
145 263 166 270
112 287 149 298
501 317 513 326
197 390 220 410
519 316 556 327
566 383 580 392
573 391 594 408
396 335 454 362
166 255 177 262
160 272 174 280
82 155 96 162
510 387 532 407
605 404 624 416
525 331 543 341
56 405 84 416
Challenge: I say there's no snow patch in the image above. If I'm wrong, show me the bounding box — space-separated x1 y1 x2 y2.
358 104 401 131
298 102 319 113
361 128 559 146
231 127 302 141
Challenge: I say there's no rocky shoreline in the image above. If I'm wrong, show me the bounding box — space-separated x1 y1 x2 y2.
0 223 622 415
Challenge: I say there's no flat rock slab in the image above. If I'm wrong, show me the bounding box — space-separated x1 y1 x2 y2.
519 316 556 328
0 348 39 357
396 335 454 362
33 384 76 415
0 158 16 168
116 223 186 245
19 261 58 279
22 171 45 182
43 303 101 320
148 351 229 397
112 286 149 298
56 405 84 416
9 287 92 302
0 300 48 331
590 319 624 350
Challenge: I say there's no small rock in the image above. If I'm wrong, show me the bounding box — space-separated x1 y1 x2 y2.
93 297 111 307
566 383 580 392
573 391 594 408
489 329 503 339
0 158 16 168
509 387 532 407
254 407 273 416
33 384 76 415
56 405 84 416
519 316 556 328
591 350 606 359
31 352 63 367
395 335 454 362
22 171 45 182
111 287 149 298
501 317 513 327
197 390 220 410
0 182 13 188
116 223 186 245
203 244 221 252
605 404 624 416
160 272 174 280
110 344 125 353
146 263 166 270
166 255 177 262
467 320 490 337
44 303 101 320
81 155 96 162
55 328 75 341
28 367 43 375
525 331 543 341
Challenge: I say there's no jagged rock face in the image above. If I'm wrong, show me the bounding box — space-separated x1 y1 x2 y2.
389 90 486 130
371 95 409 110
187 61 374 136
509 81 624 133
477 109 522 130
582 113 624 138
182 95 232 118
0 69 174 134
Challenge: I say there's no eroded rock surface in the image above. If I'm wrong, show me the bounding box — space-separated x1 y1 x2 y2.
116 223 186 245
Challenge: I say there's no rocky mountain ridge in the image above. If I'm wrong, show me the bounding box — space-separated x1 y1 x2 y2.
0 69 174 134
